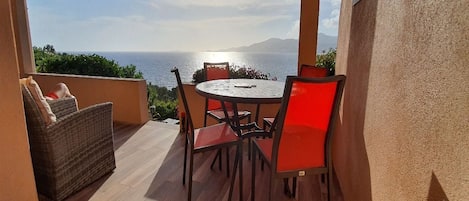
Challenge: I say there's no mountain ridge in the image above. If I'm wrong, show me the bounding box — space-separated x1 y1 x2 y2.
215 33 337 53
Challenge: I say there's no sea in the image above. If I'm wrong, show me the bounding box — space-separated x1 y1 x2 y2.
77 51 298 88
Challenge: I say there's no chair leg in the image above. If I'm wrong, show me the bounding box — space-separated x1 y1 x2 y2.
283 178 290 197
188 151 194 201
251 146 257 201
261 157 264 171
269 177 276 201
226 147 230 177
228 145 240 201
210 149 222 171
218 149 222 171
182 137 188 185
239 143 243 201
283 177 297 198
210 151 217 170
203 113 208 127
185 118 189 134
327 172 333 201
248 138 252 160
292 177 297 198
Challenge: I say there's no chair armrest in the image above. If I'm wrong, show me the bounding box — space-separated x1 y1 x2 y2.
47 97 78 119
34 102 115 200
46 102 114 163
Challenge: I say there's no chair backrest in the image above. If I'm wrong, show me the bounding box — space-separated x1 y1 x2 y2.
172 68 195 139
204 62 231 110
21 85 47 132
299 64 329 78
272 75 346 173
204 62 230 81
266 65 331 139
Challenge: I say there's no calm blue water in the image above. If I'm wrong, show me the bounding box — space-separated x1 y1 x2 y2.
81 52 298 88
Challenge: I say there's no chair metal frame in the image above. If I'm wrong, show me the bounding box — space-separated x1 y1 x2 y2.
202 62 252 173
251 75 346 201
172 68 243 201
203 62 251 127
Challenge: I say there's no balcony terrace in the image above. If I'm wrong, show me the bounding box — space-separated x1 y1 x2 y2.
1 0 467 201
64 121 342 201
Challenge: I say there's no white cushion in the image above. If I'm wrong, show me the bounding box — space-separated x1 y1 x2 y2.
20 76 57 125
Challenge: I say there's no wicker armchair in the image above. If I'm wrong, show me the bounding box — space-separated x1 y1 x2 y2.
21 85 116 201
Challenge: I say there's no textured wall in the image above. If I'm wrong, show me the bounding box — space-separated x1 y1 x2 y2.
335 1 469 200
333 0 375 200
0 0 38 200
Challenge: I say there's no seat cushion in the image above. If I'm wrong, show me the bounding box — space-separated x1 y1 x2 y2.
20 76 57 125
194 123 238 150
255 138 272 163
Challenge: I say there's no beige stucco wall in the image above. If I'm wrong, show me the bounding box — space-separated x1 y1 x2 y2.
335 1 468 200
30 73 149 125
0 0 38 200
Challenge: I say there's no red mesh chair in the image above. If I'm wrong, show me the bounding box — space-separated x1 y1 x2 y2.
262 64 329 130
203 62 252 172
203 62 251 126
251 75 346 201
172 68 243 201
299 64 330 77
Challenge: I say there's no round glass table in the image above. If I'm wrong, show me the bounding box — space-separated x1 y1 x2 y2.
195 79 285 105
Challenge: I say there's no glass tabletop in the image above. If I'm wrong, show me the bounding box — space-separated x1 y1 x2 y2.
195 79 285 104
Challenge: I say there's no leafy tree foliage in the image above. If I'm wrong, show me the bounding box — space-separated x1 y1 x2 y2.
33 45 177 121
147 83 177 120
43 44 56 53
34 46 58 72
35 46 143 79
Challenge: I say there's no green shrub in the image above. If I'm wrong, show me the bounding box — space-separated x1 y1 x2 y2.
35 46 143 79
147 83 177 120
192 65 270 83
34 44 176 121
152 100 177 120
316 48 336 76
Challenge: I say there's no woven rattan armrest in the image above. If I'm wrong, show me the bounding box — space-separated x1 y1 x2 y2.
47 102 113 150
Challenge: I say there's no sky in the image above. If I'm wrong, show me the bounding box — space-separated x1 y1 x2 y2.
27 0 341 52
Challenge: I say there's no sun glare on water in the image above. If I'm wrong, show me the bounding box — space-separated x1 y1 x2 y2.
205 52 230 63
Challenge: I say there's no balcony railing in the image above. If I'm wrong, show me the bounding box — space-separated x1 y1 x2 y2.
30 72 149 125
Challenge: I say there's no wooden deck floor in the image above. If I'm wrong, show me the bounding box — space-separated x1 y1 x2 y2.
65 121 342 201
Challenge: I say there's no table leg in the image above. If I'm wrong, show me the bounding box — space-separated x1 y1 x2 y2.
255 103 261 123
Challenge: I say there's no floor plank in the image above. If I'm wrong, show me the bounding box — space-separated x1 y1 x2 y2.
65 121 342 201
